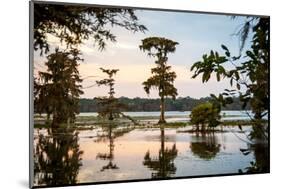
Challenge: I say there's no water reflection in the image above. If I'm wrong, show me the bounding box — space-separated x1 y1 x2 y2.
241 142 269 173
143 127 178 178
95 124 119 171
95 123 134 172
252 143 269 172
33 125 269 186
190 132 221 160
34 128 83 186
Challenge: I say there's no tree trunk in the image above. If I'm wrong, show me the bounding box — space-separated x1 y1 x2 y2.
160 127 165 158
46 113 50 121
196 124 199 132
158 95 166 124
52 108 59 128
46 112 51 125
201 123 205 133
109 112 113 120
253 111 266 139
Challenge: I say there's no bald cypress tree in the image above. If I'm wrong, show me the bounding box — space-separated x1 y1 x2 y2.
95 68 138 124
95 68 124 120
140 37 178 124
35 48 84 127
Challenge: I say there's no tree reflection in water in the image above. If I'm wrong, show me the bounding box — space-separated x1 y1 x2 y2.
96 123 118 171
240 142 269 173
190 132 221 160
143 127 178 178
34 128 83 186
95 123 134 172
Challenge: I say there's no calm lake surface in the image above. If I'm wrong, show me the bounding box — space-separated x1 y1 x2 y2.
33 124 267 187
79 110 253 121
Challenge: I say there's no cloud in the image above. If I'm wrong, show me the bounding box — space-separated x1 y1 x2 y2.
114 42 138 50
78 60 231 98
33 8 247 99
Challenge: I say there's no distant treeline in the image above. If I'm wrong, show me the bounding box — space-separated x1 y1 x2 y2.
79 96 250 112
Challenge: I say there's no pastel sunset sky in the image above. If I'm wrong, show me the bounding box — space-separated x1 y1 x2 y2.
34 8 251 99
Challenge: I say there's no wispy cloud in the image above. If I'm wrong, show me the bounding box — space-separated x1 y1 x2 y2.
34 8 248 98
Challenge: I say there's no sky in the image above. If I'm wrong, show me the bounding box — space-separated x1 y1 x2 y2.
34 8 251 99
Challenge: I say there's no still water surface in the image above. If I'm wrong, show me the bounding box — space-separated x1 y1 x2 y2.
33 125 264 186
79 110 253 121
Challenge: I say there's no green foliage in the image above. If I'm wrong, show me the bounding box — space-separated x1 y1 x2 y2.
190 17 269 140
34 3 147 55
191 50 228 83
78 96 249 112
140 37 178 99
139 37 178 57
190 102 221 131
34 48 84 127
140 37 179 123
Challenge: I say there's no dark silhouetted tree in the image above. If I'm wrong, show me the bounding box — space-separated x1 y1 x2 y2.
35 48 84 127
33 3 147 55
239 142 269 173
140 37 178 124
34 128 83 186
95 68 122 120
95 68 138 124
78 96 249 112
190 17 269 140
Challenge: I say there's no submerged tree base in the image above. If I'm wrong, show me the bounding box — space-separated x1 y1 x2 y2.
34 114 261 131
158 119 167 124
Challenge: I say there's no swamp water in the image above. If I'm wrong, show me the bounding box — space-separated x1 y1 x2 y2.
33 124 268 186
